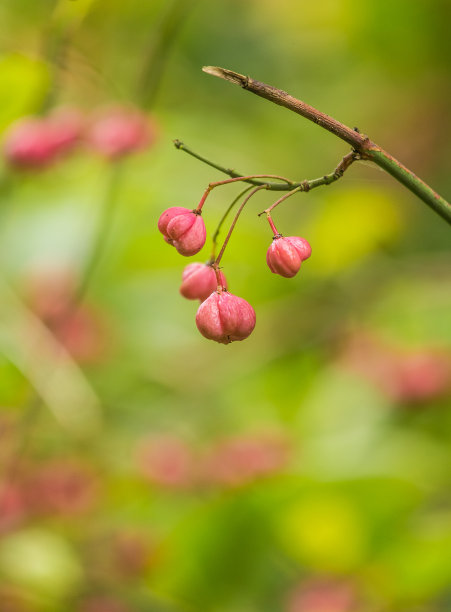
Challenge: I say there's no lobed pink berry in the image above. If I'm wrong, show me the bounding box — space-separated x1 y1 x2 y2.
158 206 206 256
87 106 153 159
180 263 227 302
266 235 312 278
195 289 256 344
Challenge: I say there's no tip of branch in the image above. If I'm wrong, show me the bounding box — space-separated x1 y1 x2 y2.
202 66 248 88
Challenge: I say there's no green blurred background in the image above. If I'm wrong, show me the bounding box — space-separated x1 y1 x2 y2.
1 1 451 611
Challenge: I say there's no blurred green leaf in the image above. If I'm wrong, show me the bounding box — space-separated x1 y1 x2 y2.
306 187 401 274
0 54 50 131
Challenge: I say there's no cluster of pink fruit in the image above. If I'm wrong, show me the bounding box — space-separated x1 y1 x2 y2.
158 191 312 344
341 332 451 404
0 457 98 535
2 105 153 168
136 432 290 489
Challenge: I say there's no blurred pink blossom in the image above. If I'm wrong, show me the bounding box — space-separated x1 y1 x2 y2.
79 596 130 612
3 108 84 168
87 106 156 159
203 433 290 487
4 117 59 168
136 435 196 489
26 459 99 516
112 530 152 578
0 481 26 534
340 332 451 404
286 578 356 612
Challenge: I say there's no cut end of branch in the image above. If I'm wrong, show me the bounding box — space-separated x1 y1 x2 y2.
202 66 248 88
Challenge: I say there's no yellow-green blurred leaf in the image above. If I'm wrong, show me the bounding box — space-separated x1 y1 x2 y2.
306 188 401 274
279 494 367 572
0 54 50 132
52 0 96 28
0 529 83 597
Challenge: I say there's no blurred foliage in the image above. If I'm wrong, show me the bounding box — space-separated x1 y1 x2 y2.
0 1 450 611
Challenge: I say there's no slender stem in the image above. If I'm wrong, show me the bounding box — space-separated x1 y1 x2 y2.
175 140 296 191
73 162 123 306
215 185 267 267
266 215 279 236
196 173 293 212
213 265 224 291
202 66 451 224
39 27 70 114
210 185 254 260
262 186 303 216
178 141 357 195
138 0 199 107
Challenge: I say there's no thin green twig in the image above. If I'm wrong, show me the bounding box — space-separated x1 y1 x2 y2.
175 140 358 194
202 66 451 225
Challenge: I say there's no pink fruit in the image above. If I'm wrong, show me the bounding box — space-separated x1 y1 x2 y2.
203 434 289 487
88 106 153 158
4 117 58 168
287 578 356 612
136 436 195 489
180 263 227 302
158 207 206 256
266 235 312 278
195 289 256 344
393 352 451 403
4 110 84 169
0 481 26 533
341 333 451 405
27 460 99 516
